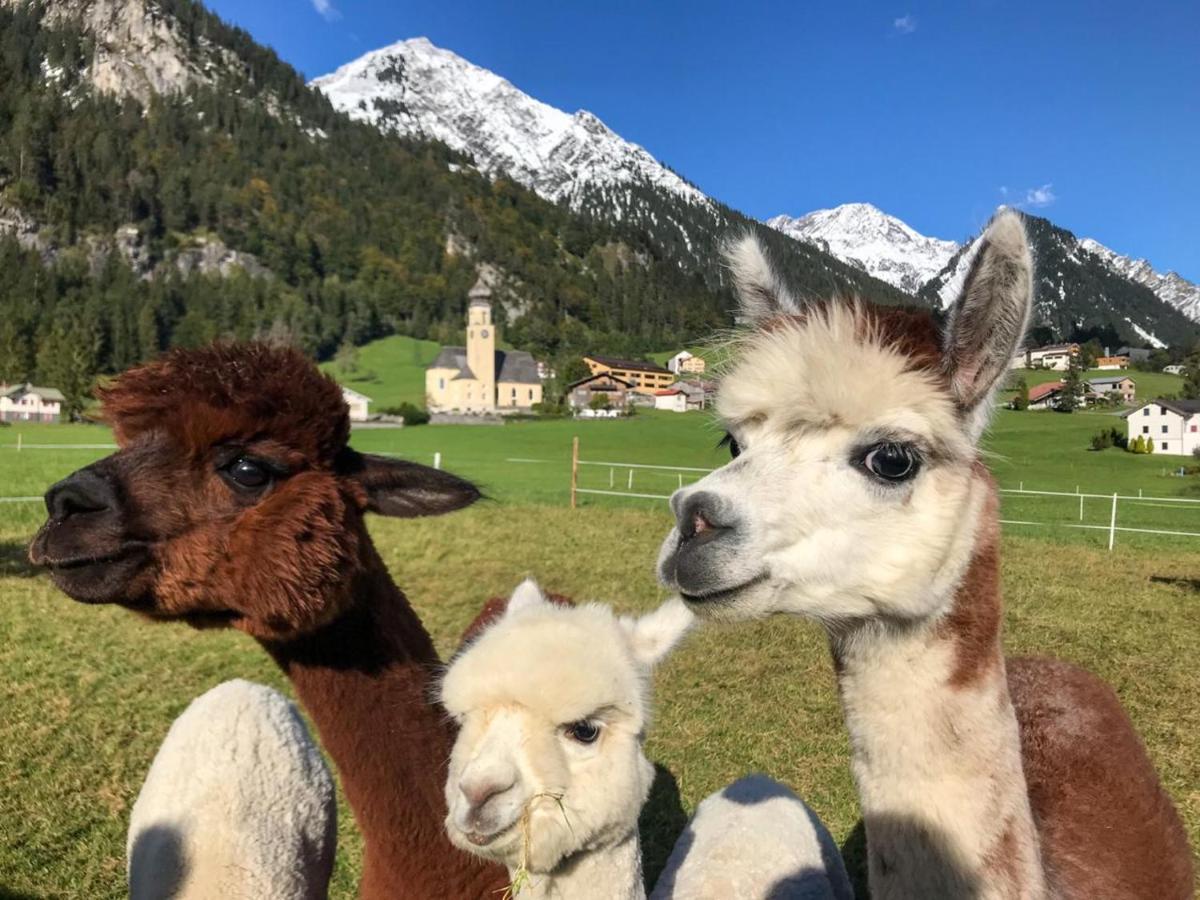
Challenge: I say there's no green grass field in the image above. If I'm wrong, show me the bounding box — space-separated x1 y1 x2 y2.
1 409 1198 897
1014 365 1184 401
318 333 443 410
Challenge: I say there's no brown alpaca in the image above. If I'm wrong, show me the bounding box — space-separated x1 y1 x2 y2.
29 343 506 900
655 212 1194 899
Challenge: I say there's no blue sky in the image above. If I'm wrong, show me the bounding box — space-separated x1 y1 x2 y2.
207 0 1199 280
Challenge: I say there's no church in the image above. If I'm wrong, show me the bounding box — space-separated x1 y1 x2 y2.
425 278 543 413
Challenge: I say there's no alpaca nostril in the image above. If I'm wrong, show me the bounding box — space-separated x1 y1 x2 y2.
461 777 514 816
678 492 734 542
44 470 120 522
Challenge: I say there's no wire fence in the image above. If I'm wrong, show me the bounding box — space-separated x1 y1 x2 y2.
567 440 1200 550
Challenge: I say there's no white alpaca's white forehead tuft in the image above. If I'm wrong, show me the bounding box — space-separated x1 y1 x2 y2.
441 603 650 727
718 302 971 459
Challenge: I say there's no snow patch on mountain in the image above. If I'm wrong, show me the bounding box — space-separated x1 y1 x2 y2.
766 203 958 294
310 37 711 213
1080 238 1200 323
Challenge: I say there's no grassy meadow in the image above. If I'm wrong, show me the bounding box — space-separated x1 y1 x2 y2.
318 334 444 410
1 406 1198 897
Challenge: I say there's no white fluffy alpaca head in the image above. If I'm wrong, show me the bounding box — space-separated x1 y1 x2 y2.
440 579 693 874
658 210 1032 626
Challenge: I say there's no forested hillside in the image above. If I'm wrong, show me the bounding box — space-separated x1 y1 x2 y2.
0 1 913 415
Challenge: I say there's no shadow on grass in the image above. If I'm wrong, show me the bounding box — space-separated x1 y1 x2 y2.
1149 575 1200 592
0 889 42 900
639 763 689 890
0 540 39 579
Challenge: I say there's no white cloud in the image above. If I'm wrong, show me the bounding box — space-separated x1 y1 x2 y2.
311 0 340 22
998 185 1009 197
893 14 917 34
1020 183 1057 208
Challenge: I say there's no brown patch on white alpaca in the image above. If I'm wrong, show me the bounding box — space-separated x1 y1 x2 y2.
1009 657 1194 900
937 467 1003 688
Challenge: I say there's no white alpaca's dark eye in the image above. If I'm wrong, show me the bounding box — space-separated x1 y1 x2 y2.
861 443 919 483
226 457 270 489
718 432 741 459
565 720 600 744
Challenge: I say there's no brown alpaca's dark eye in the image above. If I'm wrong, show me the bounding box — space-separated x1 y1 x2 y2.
861 442 920 483
225 457 271 490
565 720 600 744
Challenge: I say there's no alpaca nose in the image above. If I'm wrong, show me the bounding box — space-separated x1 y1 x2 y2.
460 775 515 818
676 491 737 544
44 468 121 522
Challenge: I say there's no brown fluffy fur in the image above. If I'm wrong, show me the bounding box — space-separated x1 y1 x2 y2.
31 343 506 898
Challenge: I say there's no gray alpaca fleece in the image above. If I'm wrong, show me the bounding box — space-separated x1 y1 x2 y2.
128 679 337 900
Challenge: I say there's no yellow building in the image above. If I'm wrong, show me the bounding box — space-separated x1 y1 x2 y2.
425 279 543 413
583 355 675 395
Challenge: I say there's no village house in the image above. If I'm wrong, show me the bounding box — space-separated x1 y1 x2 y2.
1117 347 1153 364
666 351 707 376
1087 376 1136 404
1025 381 1068 410
1164 364 1187 376
566 372 633 411
1027 343 1080 371
0 383 65 423
653 381 706 413
341 386 372 422
425 278 543 413
1124 399 1200 455
1095 355 1130 370
582 355 674 395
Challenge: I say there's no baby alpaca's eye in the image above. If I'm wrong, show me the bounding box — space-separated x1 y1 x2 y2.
564 720 600 744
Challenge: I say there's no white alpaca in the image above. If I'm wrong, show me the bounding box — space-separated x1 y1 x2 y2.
440 580 852 900
656 210 1194 898
128 679 337 900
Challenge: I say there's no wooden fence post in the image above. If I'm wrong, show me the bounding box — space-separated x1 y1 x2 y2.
570 436 579 509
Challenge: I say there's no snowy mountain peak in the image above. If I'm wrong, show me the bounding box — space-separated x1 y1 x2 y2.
767 203 958 294
310 37 709 212
1079 238 1200 322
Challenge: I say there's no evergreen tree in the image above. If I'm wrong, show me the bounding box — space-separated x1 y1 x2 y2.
1058 358 1085 412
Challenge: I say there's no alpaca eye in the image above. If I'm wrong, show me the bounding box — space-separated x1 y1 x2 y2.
564 720 600 744
861 443 920 483
718 432 741 459
225 457 271 490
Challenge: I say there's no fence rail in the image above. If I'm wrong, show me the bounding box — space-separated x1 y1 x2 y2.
566 438 1200 549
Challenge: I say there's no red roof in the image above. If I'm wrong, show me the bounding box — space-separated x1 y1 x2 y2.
1028 381 1064 402
655 389 683 396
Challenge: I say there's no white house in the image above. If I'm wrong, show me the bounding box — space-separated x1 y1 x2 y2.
667 351 706 376
654 388 689 413
1164 365 1186 376
1124 399 1200 455
1027 343 1079 371
341 386 372 422
1 383 65 423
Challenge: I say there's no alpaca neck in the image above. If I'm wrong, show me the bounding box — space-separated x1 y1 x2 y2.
265 548 502 900
515 830 645 900
830 486 1046 900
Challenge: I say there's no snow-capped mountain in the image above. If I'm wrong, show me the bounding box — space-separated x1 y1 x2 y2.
1079 238 1200 323
767 203 959 294
309 38 914 307
918 213 1196 348
310 38 709 214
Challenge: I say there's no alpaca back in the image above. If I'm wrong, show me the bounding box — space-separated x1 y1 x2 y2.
128 679 337 900
652 775 853 900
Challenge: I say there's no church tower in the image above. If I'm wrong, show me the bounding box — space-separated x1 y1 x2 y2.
465 277 496 412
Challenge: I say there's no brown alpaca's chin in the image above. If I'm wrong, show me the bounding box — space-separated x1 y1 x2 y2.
43 549 153 605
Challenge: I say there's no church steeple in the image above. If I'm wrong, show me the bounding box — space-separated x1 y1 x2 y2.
465 276 496 411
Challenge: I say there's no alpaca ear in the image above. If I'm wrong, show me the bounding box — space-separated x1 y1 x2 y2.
621 597 695 669
339 451 481 517
505 578 548 617
943 209 1033 441
724 233 799 325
